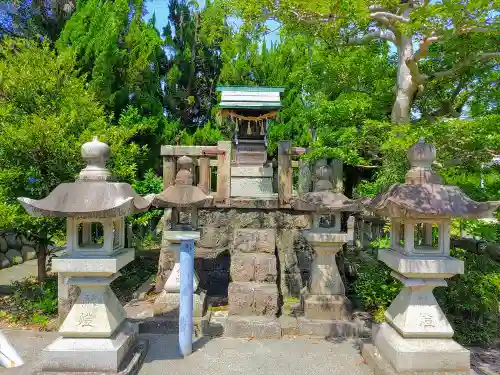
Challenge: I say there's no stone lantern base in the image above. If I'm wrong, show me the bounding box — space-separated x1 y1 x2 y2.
362 323 471 375
39 321 148 374
38 249 149 375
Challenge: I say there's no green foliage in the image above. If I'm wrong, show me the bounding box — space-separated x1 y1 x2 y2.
180 121 226 145
57 0 165 117
130 169 163 228
3 276 58 327
435 248 500 345
349 248 402 315
163 0 229 127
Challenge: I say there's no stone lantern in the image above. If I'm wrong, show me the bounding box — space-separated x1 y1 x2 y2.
291 161 360 335
18 137 152 374
362 138 499 374
151 155 213 321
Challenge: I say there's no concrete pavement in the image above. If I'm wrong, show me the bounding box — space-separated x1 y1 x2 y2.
0 330 373 375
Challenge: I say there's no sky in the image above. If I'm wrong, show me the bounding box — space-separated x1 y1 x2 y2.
144 0 281 45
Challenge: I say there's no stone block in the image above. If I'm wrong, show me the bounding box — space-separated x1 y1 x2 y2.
199 226 230 249
304 294 351 321
52 248 134 273
232 228 276 254
378 249 464 278
5 249 23 264
230 253 277 283
0 253 10 268
223 315 281 339
231 166 273 177
153 290 206 318
373 323 470 373
21 245 36 261
228 282 279 317
297 317 360 338
41 321 139 372
231 176 274 198
361 341 470 375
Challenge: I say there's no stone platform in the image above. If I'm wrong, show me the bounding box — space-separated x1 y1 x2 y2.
230 166 274 198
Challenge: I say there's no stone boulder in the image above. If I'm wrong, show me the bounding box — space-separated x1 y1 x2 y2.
5 249 23 265
0 253 10 268
0 236 7 252
19 235 36 247
21 245 37 261
5 233 22 250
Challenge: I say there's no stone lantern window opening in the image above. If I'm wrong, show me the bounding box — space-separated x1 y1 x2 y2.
390 218 449 256
315 212 341 233
68 216 126 256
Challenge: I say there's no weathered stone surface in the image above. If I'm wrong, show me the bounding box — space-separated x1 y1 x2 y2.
232 228 276 254
0 236 7 251
41 321 139 372
223 315 281 339
373 323 470 373
304 294 351 320
231 176 274 198
199 226 230 249
361 341 470 375
21 245 37 261
5 233 21 249
57 273 80 324
297 317 361 338
5 249 23 264
0 253 10 268
195 249 230 296
230 253 277 282
153 290 206 318
228 282 279 317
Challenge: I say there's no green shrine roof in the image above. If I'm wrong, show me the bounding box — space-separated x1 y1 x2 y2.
217 86 284 109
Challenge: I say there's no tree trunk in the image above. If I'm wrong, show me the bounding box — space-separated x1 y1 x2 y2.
37 243 47 283
391 36 417 125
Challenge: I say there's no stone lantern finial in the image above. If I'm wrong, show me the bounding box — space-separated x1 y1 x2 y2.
175 155 194 186
405 137 442 184
79 136 111 181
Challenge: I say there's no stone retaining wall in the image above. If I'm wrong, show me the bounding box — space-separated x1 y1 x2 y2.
0 231 37 269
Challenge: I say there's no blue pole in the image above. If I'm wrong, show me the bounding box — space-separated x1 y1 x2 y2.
178 237 194 357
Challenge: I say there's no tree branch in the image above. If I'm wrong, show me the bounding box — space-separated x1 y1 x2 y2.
370 12 410 24
428 52 500 80
347 29 396 44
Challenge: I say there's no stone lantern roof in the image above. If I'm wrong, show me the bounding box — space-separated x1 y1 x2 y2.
152 155 213 208
291 163 361 212
367 138 499 219
18 137 152 217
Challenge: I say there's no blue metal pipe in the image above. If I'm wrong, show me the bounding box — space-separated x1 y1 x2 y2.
178 237 194 357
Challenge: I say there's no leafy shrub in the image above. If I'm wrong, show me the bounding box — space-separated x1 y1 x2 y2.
435 247 500 345
1 276 58 327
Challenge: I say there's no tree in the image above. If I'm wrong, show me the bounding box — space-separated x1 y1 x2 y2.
221 0 499 124
0 38 150 281
0 0 75 41
163 0 230 127
56 0 165 118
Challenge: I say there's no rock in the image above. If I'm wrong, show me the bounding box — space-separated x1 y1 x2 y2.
5 249 23 265
21 245 37 261
0 236 7 252
228 282 279 317
0 253 10 268
19 235 36 246
5 233 22 249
